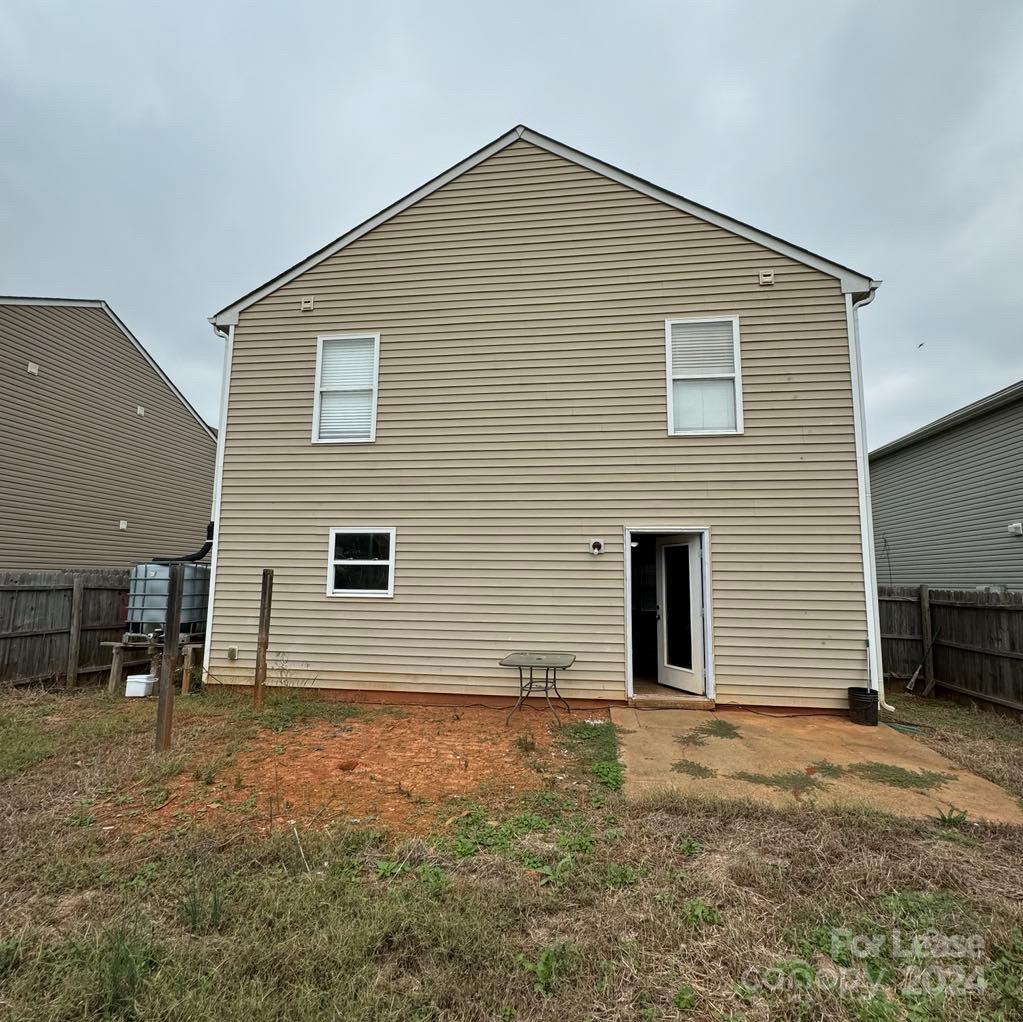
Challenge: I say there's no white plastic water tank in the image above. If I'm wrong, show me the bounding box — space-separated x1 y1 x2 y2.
127 562 211 634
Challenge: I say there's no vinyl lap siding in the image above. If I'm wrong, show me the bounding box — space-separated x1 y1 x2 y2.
209 141 868 706
0 304 216 569
871 400 1023 587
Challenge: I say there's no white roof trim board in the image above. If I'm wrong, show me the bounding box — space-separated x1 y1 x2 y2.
0 296 216 440
869 379 1023 462
211 125 879 327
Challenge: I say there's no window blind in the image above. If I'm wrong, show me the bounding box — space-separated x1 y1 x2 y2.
317 336 376 440
668 319 741 433
670 319 736 375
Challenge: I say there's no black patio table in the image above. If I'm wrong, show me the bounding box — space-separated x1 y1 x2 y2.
499 651 576 723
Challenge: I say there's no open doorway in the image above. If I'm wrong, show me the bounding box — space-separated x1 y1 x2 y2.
627 529 710 699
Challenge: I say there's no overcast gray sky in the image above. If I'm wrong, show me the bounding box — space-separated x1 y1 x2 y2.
2 0 1021 446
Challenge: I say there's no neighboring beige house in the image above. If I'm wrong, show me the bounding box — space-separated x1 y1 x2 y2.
204 125 882 709
0 297 217 569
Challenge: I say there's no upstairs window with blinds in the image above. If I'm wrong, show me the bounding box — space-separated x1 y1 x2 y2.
665 317 743 435
313 333 380 442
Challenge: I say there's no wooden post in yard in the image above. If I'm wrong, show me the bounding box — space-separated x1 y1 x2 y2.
181 644 197 695
919 584 935 696
107 644 125 695
65 576 85 687
155 563 184 751
253 568 273 712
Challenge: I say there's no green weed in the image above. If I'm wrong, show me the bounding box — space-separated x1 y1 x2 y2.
415 863 450 895
375 859 408 880
845 761 955 792
678 897 720 927
732 769 825 797
671 758 716 779
932 806 969 827
676 717 741 748
177 877 224 934
671 983 698 1010
537 856 574 888
604 863 639 889
556 829 594 855
593 761 624 790
811 759 845 779
517 943 574 995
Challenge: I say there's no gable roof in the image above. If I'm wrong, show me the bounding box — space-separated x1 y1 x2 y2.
0 296 216 440
870 379 1023 462
211 124 880 327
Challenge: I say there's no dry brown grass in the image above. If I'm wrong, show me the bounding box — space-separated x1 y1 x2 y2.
884 683 1023 801
1 685 1022 1020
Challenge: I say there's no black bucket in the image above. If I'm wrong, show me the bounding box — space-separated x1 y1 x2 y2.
848 687 879 726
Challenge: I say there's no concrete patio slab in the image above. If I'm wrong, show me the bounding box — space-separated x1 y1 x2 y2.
611 707 1023 825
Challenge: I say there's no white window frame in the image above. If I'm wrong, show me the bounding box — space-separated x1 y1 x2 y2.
664 316 744 436
326 526 396 598
312 332 381 444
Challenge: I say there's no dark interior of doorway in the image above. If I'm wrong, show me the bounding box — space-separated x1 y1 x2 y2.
630 532 694 690
630 534 658 683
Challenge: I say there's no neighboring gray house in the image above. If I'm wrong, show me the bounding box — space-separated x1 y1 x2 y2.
870 380 1023 588
0 297 217 570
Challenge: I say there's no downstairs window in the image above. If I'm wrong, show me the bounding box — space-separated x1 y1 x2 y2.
326 528 395 597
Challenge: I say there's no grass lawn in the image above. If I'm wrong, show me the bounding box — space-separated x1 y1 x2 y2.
1 685 1022 1021
883 683 1023 802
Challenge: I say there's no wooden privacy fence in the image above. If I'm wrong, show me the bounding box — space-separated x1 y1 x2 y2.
878 584 1023 710
0 569 130 687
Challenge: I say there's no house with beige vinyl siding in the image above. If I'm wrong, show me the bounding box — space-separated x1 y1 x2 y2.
0 297 216 570
204 125 882 710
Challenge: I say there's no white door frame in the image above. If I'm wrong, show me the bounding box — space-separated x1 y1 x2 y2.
623 526 715 700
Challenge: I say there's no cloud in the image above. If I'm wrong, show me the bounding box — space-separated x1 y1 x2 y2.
1 0 1021 441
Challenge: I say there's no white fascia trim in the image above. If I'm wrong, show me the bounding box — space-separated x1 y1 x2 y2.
0 296 105 307
202 323 235 675
844 292 887 707
211 127 526 327
210 125 878 326
0 295 218 440
518 129 877 296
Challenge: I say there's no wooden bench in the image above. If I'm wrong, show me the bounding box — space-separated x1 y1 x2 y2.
102 641 203 695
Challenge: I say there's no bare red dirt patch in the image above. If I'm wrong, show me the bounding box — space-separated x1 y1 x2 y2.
103 704 603 837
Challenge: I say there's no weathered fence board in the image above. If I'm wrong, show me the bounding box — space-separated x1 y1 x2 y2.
879 584 1023 710
0 569 129 686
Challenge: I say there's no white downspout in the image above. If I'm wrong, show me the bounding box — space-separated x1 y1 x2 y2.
845 287 893 711
202 322 234 676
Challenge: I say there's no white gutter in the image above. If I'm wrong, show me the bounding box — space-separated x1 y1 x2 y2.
202 322 234 677
845 287 893 711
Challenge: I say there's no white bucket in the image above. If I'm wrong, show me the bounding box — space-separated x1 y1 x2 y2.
125 674 155 698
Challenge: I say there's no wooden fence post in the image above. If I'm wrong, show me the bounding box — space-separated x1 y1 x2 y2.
253 568 273 712
107 644 125 695
181 644 198 695
65 576 85 687
155 564 184 752
919 584 935 695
